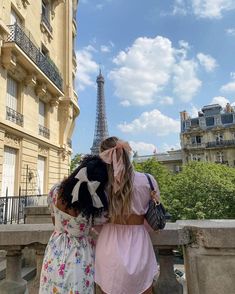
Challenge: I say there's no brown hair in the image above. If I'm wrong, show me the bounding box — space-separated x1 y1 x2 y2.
100 136 134 223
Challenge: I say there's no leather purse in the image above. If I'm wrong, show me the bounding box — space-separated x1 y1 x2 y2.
145 173 166 230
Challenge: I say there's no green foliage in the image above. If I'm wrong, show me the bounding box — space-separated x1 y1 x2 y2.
133 158 173 203
134 159 235 221
70 153 82 172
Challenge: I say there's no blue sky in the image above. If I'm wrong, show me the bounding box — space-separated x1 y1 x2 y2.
73 0 235 156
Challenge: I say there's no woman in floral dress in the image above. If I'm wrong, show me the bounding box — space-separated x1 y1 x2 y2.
39 155 108 294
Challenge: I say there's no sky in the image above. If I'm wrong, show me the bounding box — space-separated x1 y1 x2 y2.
73 0 235 156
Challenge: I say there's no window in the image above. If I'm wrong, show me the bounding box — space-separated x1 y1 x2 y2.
41 44 49 57
39 100 46 126
1 147 17 196
10 9 22 25
206 117 215 127
221 114 233 124
39 100 50 138
191 118 199 127
191 154 201 161
216 133 223 143
37 156 46 194
42 0 49 19
191 135 202 145
6 76 18 111
216 152 224 163
6 76 23 126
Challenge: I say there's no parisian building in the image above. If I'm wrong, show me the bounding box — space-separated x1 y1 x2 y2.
0 0 79 196
180 103 235 166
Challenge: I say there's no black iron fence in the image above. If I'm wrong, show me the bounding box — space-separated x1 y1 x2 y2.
6 23 63 91
39 124 50 139
0 190 47 224
206 140 235 148
6 106 24 126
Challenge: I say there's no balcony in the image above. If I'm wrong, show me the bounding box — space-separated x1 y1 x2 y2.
0 220 234 293
184 143 206 149
2 23 63 95
39 125 50 139
6 106 24 127
206 140 235 148
41 13 52 34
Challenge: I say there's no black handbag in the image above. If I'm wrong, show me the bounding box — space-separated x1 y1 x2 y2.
145 173 166 230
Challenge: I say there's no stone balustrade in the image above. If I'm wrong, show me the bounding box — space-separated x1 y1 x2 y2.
0 220 234 294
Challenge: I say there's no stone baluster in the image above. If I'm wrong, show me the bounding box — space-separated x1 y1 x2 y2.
28 244 46 294
0 246 27 294
153 247 183 294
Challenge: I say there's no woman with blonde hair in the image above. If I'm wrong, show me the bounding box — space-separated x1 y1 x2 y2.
95 136 160 294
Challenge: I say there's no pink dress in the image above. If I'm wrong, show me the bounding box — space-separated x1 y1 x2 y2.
95 171 159 294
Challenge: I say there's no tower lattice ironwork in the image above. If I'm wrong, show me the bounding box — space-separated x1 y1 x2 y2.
91 70 109 155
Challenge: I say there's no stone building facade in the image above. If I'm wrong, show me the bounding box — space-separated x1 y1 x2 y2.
133 150 183 173
0 0 79 196
180 103 235 167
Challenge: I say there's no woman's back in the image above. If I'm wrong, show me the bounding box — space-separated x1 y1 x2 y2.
95 171 159 294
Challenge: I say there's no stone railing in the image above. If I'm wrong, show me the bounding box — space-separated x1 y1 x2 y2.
0 220 234 294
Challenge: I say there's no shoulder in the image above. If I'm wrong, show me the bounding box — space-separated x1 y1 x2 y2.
48 183 61 205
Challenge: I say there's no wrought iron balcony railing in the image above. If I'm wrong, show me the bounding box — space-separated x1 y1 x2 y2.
6 23 63 91
206 140 235 148
39 124 50 139
41 13 52 33
6 106 24 126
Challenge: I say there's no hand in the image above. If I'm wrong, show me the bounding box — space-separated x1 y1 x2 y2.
150 190 160 204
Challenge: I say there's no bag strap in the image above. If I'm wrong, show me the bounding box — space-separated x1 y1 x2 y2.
145 173 154 191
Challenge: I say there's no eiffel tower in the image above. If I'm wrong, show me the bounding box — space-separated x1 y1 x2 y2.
90 69 109 154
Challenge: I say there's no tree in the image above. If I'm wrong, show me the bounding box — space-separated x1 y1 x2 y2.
133 158 173 204
70 153 82 172
164 162 235 221
134 159 235 221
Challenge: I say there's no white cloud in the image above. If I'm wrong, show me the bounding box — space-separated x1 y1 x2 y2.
173 60 202 102
159 96 174 105
226 28 235 36
220 81 235 93
109 36 202 106
100 42 114 53
129 141 156 155
160 142 181 152
100 45 110 53
173 0 188 15
76 46 99 91
110 36 175 106
118 109 180 136
173 0 235 19
211 96 230 107
197 53 218 72
189 105 200 117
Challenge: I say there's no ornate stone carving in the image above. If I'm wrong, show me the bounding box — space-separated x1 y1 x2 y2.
4 133 21 149
38 145 48 157
51 0 65 19
24 73 37 87
21 0 30 8
16 0 22 9
50 97 60 108
35 82 47 99
1 50 17 71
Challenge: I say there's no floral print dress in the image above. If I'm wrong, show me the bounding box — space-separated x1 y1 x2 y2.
39 185 98 294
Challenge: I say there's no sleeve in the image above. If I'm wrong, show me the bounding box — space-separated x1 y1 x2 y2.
47 184 59 217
